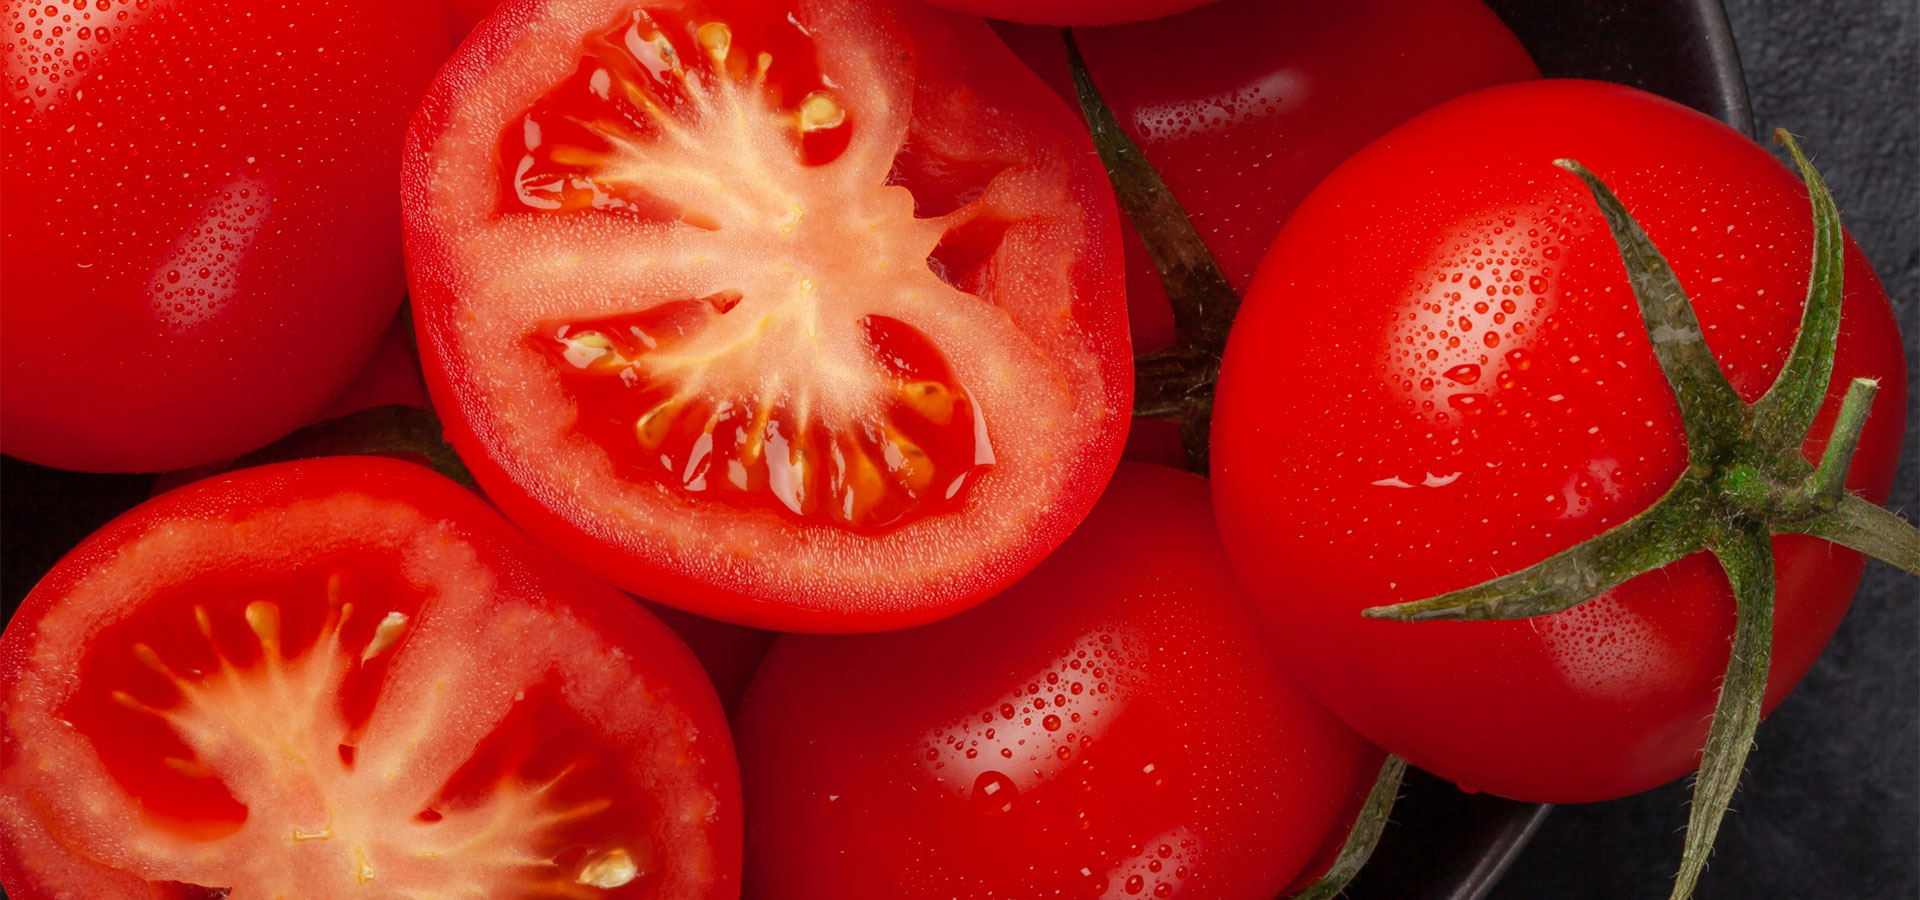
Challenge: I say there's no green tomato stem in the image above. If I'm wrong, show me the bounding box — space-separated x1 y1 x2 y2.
1064 28 1239 473
1670 523 1776 900
1286 755 1409 900
1749 131 1848 457
1802 377 1880 511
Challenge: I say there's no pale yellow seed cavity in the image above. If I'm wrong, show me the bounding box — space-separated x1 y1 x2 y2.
799 90 845 132
361 611 410 663
697 22 732 62
577 848 641 889
244 600 281 647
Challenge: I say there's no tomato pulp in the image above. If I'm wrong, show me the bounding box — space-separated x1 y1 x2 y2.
2 0 447 472
1211 80 1908 803
736 464 1380 899
405 0 1131 631
0 458 740 900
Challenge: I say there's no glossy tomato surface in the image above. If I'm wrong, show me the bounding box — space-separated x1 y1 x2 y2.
1 0 447 473
736 464 1379 900
0 458 740 900
996 0 1539 353
1211 80 1908 804
925 0 1214 27
405 0 1131 631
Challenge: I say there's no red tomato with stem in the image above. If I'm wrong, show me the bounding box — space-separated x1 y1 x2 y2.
995 0 1539 354
1 0 447 473
405 0 1131 631
926 0 1215 27
0 457 740 900
736 463 1380 900
1210 80 1908 803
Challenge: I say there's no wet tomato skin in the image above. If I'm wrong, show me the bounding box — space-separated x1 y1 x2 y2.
736 463 1379 900
1 0 448 473
924 0 1216 26
995 0 1539 354
0 457 741 900
405 0 1131 632
1211 80 1908 803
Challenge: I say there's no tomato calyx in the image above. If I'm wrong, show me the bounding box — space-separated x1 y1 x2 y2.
1063 31 1238 471
1286 756 1409 900
1364 131 1920 900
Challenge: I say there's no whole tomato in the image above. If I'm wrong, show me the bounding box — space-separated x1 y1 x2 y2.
2 0 447 472
1211 80 1907 804
996 0 1539 353
928 0 1216 27
736 463 1380 899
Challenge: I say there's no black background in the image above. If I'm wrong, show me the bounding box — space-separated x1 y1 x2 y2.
1491 1 1919 898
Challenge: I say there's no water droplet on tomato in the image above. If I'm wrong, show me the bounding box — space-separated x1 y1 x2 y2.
1443 364 1481 385
971 770 1017 816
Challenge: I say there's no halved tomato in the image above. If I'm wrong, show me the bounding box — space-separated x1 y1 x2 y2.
0 458 739 900
403 0 1131 631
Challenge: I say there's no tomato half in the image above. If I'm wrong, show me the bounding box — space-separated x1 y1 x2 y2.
735 463 1379 899
0 458 740 900
1 0 447 473
404 0 1131 631
1210 80 1908 803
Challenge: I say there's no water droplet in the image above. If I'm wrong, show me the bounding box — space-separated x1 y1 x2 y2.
971 771 1017 816
1443 364 1481 385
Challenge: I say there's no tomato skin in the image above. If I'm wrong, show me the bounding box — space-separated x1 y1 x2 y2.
995 0 1539 354
1 1 448 473
735 463 1379 900
0 457 741 900
926 0 1214 27
1210 80 1908 804
405 0 1131 633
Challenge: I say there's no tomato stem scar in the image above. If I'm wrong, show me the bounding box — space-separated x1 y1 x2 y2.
1363 130 1920 900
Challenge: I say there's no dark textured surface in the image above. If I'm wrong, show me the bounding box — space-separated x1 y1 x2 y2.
1491 1 1920 898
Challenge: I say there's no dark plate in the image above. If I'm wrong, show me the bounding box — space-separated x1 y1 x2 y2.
0 2 1755 898
1343 1 1752 898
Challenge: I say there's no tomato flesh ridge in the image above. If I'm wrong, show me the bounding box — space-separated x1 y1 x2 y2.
497 3 1018 535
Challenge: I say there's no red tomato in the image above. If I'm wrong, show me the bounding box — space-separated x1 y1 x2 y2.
1 1 448 473
449 0 505 41
640 601 775 719
735 463 1379 899
405 0 1131 631
925 0 1214 27
1211 80 1908 803
995 0 1539 354
0 457 740 900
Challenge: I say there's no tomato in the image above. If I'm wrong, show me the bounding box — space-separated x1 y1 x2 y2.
925 0 1215 27
1 0 448 473
735 463 1380 899
995 0 1539 354
312 312 435 423
449 0 505 41
404 0 1131 631
0 457 740 900
640 601 775 719
1210 80 1908 804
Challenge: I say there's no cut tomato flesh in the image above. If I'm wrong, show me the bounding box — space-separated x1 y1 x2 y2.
406 0 1129 627
0 461 735 900
502 6 992 533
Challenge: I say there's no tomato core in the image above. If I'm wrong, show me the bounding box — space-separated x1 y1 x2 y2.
499 5 1004 534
